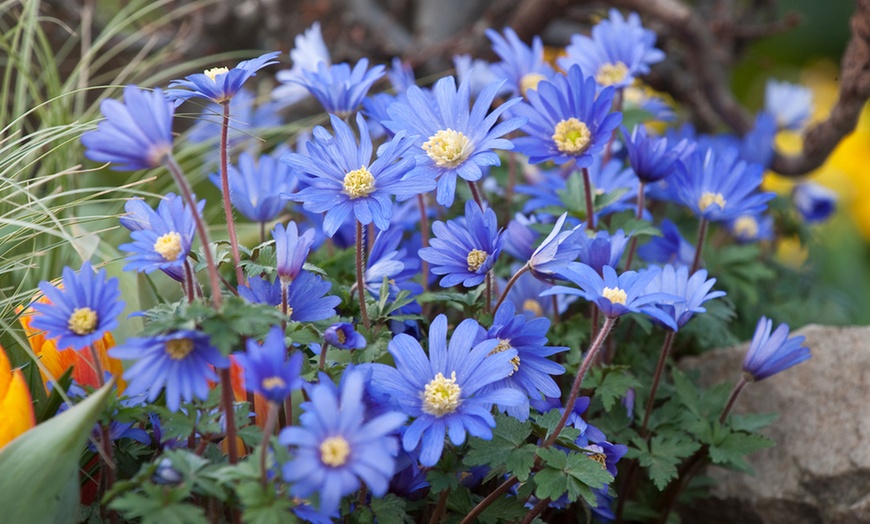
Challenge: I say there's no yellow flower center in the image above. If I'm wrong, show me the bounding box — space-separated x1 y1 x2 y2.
520 72 546 95
588 452 608 469
204 66 229 81
698 192 727 212
335 329 347 345
153 232 183 261
466 249 489 272
602 286 628 305
595 61 629 86
343 166 376 199
488 339 520 376
522 298 545 317
262 376 286 391
423 129 472 168
421 371 462 417
733 215 759 239
165 338 195 360
320 435 351 467
68 307 98 335
552 118 592 154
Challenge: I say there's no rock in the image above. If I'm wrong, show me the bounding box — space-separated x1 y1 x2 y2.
678 325 870 524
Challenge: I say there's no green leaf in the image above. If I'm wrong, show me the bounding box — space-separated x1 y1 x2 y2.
465 416 537 481
0 382 114 524
729 412 779 433
709 431 774 472
634 434 702 490
369 494 408 524
236 480 296 524
110 484 208 524
426 469 459 494
534 448 613 505
585 366 641 411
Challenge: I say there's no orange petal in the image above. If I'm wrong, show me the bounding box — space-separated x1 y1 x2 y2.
0 346 36 450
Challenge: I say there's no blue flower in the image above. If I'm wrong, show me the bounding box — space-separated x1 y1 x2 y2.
623 124 694 183
279 369 406 515
367 314 526 466
110 330 229 411
294 59 384 117
546 264 677 328
643 264 725 330
793 182 837 224
166 51 280 105
558 9 664 89
188 89 282 147
584 441 628 478
452 55 508 99
31 261 125 351
387 57 416 93
504 269 576 319
637 218 694 266
283 113 433 237
670 148 775 222
743 317 810 381
233 326 302 403
505 214 539 261
575 229 629 275
272 22 331 105
119 193 203 280
740 112 777 169
765 80 814 130
239 273 340 322
529 213 584 279
383 75 525 207
274 222 315 282
486 27 555 97
207 151 296 223
81 85 173 171
513 65 622 166
365 228 423 319
324 323 366 350
419 200 507 287
728 213 774 243
483 302 567 420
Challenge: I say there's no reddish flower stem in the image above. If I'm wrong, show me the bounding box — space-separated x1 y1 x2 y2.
219 101 246 287
581 167 595 230
356 221 370 329
493 263 529 313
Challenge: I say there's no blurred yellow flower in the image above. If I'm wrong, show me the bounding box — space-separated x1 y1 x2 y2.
0 345 36 450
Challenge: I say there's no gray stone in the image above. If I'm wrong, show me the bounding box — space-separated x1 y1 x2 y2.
679 325 870 524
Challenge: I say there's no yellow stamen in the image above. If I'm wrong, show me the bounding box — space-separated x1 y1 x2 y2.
343 166 376 199
588 452 607 469
698 192 726 212
733 215 759 239
522 298 545 317
68 307 98 336
488 339 520 376
520 73 546 95
421 372 462 416
602 287 627 305
204 67 229 81
467 249 488 272
165 338 194 360
335 329 347 345
595 62 629 86
320 435 351 467
262 376 286 391
423 129 472 168
552 118 592 154
153 232 183 262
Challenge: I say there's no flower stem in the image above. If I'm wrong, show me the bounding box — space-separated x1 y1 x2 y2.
520 496 551 524
485 271 492 314
460 476 520 524
356 221 370 329
183 260 196 304
623 181 646 271
418 193 430 292
260 402 278 489
219 101 246 287
493 263 529 313
602 88 624 165
640 330 676 437
545 316 616 448
87 344 118 524
220 367 239 464
690 218 709 274
719 376 749 424
318 342 331 371
467 179 486 210
581 167 595 230
429 490 449 524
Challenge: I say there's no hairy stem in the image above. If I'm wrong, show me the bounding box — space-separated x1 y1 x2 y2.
260 403 279 489
623 181 646 271
493 263 530 313
640 330 677 437
459 476 520 524
418 193 430 291
690 217 708 274
356 221 370 329
219 101 246 287
581 167 595 230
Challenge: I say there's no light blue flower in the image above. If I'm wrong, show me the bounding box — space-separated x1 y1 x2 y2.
234 326 303 403
208 151 296 223
743 317 810 381
643 264 725 330
166 52 280 105
295 59 385 117
764 80 814 130
272 22 331 105
274 221 315 282
486 27 555 97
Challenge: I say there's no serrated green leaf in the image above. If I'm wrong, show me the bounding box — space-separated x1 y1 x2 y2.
709 431 774 472
636 434 702 490
533 467 570 501
236 480 295 524
369 494 408 524
586 366 641 411
426 469 459 494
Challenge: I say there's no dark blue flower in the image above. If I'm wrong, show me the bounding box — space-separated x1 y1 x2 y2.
208 151 296 223
793 182 837 224
383 75 525 207
166 52 280 105
234 326 302 403
31 261 125 351
623 124 694 183
575 229 629 275
504 214 539 261
643 264 725 331
279 368 406 515
367 314 526 466
239 272 340 322
419 200 507 288
486 27 556 97
741 112 777 169
81 85 173 171
283 113 433 237
294 59 384 117
743 317 810 381
513 66 622 166
637 218 694 266
110 330 229 411
324 323 366 350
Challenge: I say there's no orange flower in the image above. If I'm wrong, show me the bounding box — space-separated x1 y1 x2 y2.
0 344 36 450
228 355 268 428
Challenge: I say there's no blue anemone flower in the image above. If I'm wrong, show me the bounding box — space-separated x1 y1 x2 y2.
486 27 555 97
623 124 694 183
418 200 507 288
366 314 526 466
279 369 406 515
383 75 525 207
643 264 725 331
324 323 366 350
189 89 282 147
233 326 302 403
575 229 629 275
295 59 385 117
282 113 433 237
166 51 280 105
274 221 315 282
728 213 774 243
504 269 575 320
208 151 296 223
743 317 811 381
31 261 125 351
741 112 777 169
529 212 584 279
637 218 694 266
765 80 814 130
558 9 665 89
81 85 174 171
119 193 203 280
505 214 539 261
239 273 340 322
110 330 229 411
513 65 622 166
272 22 331 105
793 182 837 224
483 302 567 421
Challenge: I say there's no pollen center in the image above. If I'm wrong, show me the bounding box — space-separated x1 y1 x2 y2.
423 129 472 168
522 298 545 317
68 307 98 335
262 376 286 391
698 192 726 212
343 166 376 199
335 329 347 345
520 72 546 95
154 232 183 261
165 338 194 360
320 435 351 467
421 371 462 416
204 67 229 81
733 215 759 239
488 339 520 376
602 286 627 305
588 452 608 469
466 249 489 272
595 61 629 86
552 118 592 154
